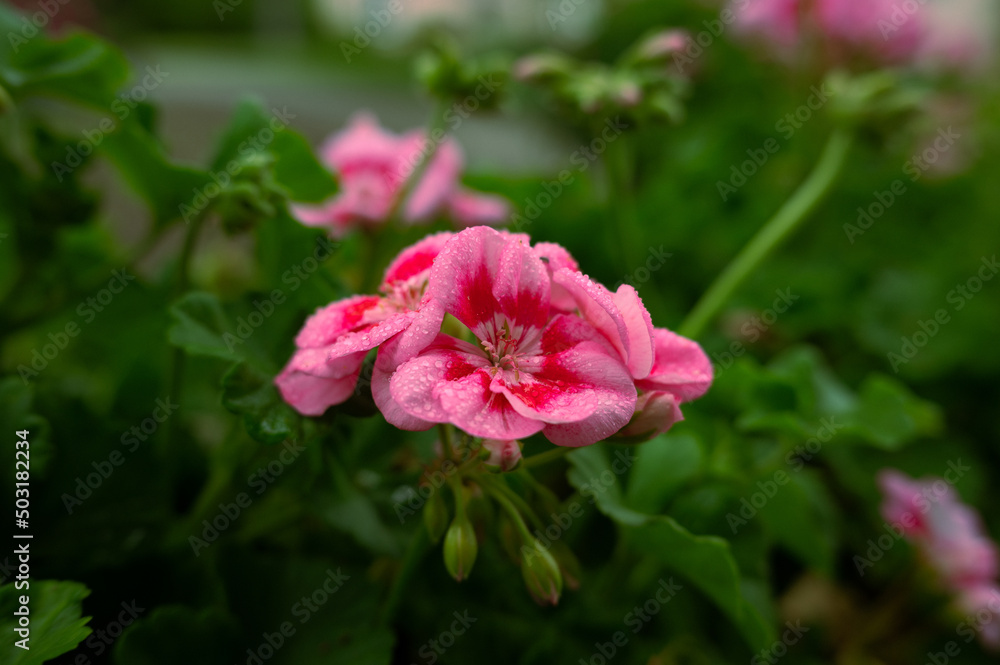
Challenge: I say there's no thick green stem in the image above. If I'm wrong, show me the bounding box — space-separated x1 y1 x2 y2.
678 129 853 339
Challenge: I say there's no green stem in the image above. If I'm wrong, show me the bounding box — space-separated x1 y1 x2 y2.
438 423 455 460
522 446 572 468
384 101 451 224
162 210 211 459
480 475 545 532
605 132 642 270
678 129 853 339
482 478 536 545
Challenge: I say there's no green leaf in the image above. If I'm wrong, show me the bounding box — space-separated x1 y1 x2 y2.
0 11 129 109
209 98 336 203
167 292 241 362
626 432 703 514
0 580 92 664
113 606 238 665
567 445 774 652
101 116 210 227
320 454 400 556
221 361 299 444
849 375 942 450
756 471 836 574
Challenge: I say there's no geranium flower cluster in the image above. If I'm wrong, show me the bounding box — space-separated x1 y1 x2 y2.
729 0 986 69
291 114 510 237
879 470 1000 649
276 226 713 447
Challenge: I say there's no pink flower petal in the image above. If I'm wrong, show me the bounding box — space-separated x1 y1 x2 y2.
551 268 631 367
617 391 684 441
499 314 634 427
428 227 550 340
294 295 383 348
534 242 580 313
381 232 454 286
636 328 713 402
448 189 510 227
275 352 366 416
320 112 401 173
613 285 655 380
389 334 546 440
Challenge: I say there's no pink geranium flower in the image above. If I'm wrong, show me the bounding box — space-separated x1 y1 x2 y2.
879 470 999 588
377 226 638 446
728 0 984 68
879 469 1000 649
275 232 452 415
292 114 509 237
957 584 1000 650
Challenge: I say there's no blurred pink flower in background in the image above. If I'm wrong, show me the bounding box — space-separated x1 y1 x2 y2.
728 0 995 71
878 469 1000 649
292 114 509 236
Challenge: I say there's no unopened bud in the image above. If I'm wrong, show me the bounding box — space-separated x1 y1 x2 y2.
630 29 691 65
521 539 563 606
481 439 522 472
443 515 477 582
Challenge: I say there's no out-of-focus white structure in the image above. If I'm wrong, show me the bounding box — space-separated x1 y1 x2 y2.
312 0 606 48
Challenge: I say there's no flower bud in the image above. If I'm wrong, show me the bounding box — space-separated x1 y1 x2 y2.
627 29 691 67
481 439 522 472
520 539 563 606
443 514 477 582
423 485 449 544
513 53 574 83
